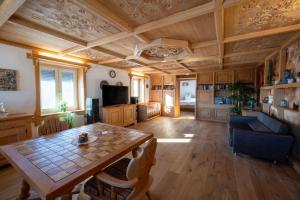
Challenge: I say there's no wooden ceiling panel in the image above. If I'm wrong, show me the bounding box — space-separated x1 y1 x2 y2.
113 36 142 51
224 52 270 64
184 59 219 67
97 0 211 26
101 43 133 56
106 60 143 68
225 0 300 37
193 45 218 57
132 66 155 73
143 13 216 43
0 23 76 51
15 0 121 41
225 32 297 54
71 49 115 62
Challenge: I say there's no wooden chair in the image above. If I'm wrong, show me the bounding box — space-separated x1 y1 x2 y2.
84 138 157 200
38 116 68 136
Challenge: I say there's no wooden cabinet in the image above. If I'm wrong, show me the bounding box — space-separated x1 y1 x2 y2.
215 71 233 83
151 75 163 86
150 90 162 102
197 90 213 104
196 107 230 123
0 113 33 165
197 72 213 84
102 104 136 127
163 75 175 85
235 69 254 83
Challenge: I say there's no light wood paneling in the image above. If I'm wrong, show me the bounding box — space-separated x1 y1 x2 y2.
215 71 233 83
197 72 214 84
235 69 254 83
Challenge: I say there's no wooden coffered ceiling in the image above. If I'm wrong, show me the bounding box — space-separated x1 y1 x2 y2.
0 0 300 75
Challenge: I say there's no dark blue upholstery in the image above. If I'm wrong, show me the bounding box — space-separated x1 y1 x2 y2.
228 113 294 162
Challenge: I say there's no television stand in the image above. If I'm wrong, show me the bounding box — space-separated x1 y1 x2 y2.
101 104 137 127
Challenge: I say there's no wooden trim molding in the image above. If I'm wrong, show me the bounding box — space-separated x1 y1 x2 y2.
33 58 42 126
0 0 26 27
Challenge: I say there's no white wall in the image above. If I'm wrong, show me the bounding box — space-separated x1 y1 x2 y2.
86 64 130 106
0 44 35 114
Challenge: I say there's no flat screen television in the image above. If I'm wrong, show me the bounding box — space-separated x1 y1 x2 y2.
102 85 128 106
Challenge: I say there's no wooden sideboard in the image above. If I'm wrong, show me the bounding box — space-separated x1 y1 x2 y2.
102 104 137 127
0 113 33 165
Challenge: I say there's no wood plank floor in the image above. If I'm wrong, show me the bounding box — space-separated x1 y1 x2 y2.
1 112 300 200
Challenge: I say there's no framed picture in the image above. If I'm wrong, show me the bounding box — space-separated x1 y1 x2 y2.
0 68 17 91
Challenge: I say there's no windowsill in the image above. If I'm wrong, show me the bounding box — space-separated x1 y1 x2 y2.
41 109 85 117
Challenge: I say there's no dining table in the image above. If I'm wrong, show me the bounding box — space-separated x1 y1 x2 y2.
0 122 153 200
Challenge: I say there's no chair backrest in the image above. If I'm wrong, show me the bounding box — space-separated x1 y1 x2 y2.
126 138 157 199
38 116 68 136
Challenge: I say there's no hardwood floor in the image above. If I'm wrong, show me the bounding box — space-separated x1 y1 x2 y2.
1 112 300 200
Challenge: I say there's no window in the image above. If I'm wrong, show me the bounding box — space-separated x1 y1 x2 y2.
40 66 78 113
131 77 145 103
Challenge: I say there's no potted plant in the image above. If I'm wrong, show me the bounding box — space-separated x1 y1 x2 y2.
57 101 74 128
228 81 256 115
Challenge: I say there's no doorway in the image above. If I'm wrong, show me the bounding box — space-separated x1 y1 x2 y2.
179 79 196 114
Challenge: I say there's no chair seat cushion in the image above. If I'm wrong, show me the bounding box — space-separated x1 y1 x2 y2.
248 120 272 133
84 158 133 200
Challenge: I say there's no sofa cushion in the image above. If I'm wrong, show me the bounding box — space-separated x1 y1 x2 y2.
248 120 272 133
257 113 289 134
229 121 252 131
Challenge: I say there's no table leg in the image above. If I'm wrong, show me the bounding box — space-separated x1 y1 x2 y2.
132 148 138 158
17 180 30 200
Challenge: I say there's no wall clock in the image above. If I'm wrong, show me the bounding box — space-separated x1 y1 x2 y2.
109 70 116 78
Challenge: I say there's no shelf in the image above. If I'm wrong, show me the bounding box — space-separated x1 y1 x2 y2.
261 82 300 90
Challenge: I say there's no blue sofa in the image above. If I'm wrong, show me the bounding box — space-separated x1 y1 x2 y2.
228 112 293 162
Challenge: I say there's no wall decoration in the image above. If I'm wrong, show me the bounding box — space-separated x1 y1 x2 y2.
0 68 17 91
109 70 116 78
100 80 109 90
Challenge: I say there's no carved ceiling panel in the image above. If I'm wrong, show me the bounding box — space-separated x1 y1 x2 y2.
225 0 300 36
16 0 121 41
143 14 216 43
0 23 76 51
153 63 181 70
225 32 297 54
71 49 114 62
97 0 211 26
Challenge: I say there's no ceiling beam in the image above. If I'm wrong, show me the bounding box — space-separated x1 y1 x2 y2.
223 0 240 8
224 23 300 43
77 0 132 32
8 15 128 60
8 15 87 46
214 0 224 67
134 33 151 44
174 61 193 73
0 0 26 27
129 59 169 74
223 60 262 66
192 40 218 49
61 1 215 54
224 47 280 58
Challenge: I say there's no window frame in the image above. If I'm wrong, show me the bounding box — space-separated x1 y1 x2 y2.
131 76 145 103
40 65 78 114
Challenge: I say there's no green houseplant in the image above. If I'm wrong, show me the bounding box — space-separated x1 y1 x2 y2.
228 81 256 115
57 101 74 128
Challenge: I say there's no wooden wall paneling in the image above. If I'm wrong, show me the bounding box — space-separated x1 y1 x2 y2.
197 90 213 104
33 58 41 125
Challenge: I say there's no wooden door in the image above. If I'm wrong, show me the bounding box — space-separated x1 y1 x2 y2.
197 72 213 84
162 90 175 116
123 105 136 126
215 71 233 83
